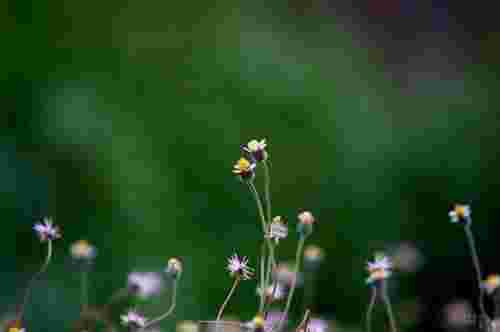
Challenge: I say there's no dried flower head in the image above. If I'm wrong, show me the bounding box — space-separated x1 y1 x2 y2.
266 216 288 244
121 310 147 328
242 139 268 162
227 253 254 280
448 204 471 224
256 282 286 301
483 274 500 295
232 157 256 180
70 240 97 260
165 257 183 279
304 245 325 263
297 211 315 238
33 217 61 242
127 272 163 299
366 253 392 284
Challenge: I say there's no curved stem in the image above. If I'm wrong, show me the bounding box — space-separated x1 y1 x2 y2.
140 279 179 330
247 181 277 270
259 243 267 313
464 225 490 326
381 282 397 332
263 252 275 315
262 160 272 224
216 278 241 321
17 239 53 322
274 237 306 332
365 286 377 332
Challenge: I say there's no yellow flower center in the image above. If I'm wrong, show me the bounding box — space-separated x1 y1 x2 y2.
253 315 265 328
454 205 467 218
9 328 22 332
236 158 251 171
486 275 500 287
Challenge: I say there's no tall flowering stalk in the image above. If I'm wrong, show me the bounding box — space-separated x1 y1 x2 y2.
449 204 491 331
216 254 254 320
16 218 61 325
365 253 397 332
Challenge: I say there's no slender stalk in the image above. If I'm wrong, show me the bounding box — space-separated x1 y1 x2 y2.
140 279 179 330
296 309 311 332
17 239 53 322
464 224 490 328
247 181 277 270
262 160 272 224
365 286 377 332
274 237 306 332
81 269 89 312
380 282 397 332
216 277 241 321
259 243 267 313
263 251 276 315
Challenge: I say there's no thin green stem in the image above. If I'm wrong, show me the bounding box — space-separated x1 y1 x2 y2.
140 279 179 330
464 224 491 330
365 286 377 332
262 160 272 224
259 243 267 313
216 277 241 321
381 282 397 332
274 237 306 332
247 181 277 270
17 239 53 322
263 251 275 315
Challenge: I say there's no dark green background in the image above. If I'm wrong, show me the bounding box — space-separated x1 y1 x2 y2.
3 0 500 331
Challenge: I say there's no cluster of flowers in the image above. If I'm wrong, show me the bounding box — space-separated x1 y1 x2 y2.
9 139 494 332
6 218 182 332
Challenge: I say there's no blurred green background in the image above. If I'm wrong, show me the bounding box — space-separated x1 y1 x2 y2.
3 0 500 331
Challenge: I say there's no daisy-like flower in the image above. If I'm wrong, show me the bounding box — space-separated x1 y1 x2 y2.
256 282 286 301
127 272 163 299
70 240 97 260
448 204 471 224
165 257 183 279
232 157 256 180
121 310 147 328
482 274 500 295
242 139 268 162
33 217 61 242
266 216 288 244
227 253 254 280
366 253 392 285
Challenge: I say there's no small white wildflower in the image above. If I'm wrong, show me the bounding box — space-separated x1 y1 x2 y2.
227 253 254 280
121 310 146 327
448 204 471 224
242 139 268 162
482 274 500 295
266 216 288 244
70 240 97 260
366 253 392 284
33 217 61 242
165 257 183 279
127 272 163 299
